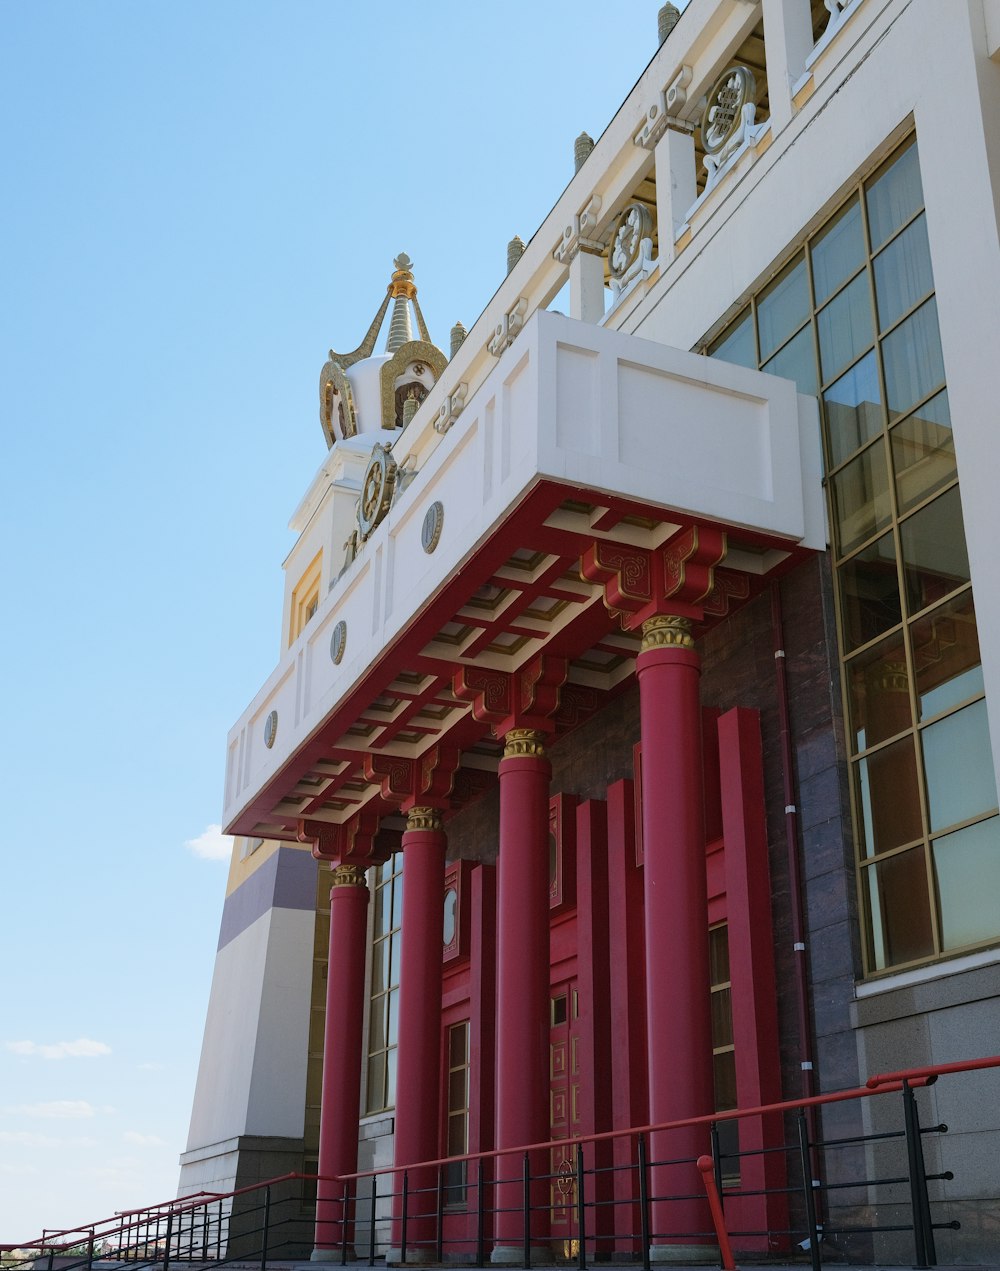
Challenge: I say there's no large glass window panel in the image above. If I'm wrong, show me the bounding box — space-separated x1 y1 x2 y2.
370 940 388 994
847 631 910 754
818 271 874 382
831 441 892 556
933 817 1000 951
762 324 818 395
811 197 865 305
758 256 810 360
911 591 983 721
864 847 935 970
367 1056 386 1112
882 298 945 420
709 309 756 368
824 351 884 467
713 1050 737 1110
874 213 933 331
368 996 387 1053
866 140 923 252
899 487 970 615
856 735 924 857
922 700 998 832
711 987 734 1047
709 926 730 984
372 880 389 935
839 531 902 650
386 1047 398 1107
891 389 955 512
387 987 399 1045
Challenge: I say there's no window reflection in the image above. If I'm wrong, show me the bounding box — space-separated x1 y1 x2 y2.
824 350 883 467
911 590 982 720
933 817 1000 951
891 389 955 512
882 298 945 420
899 487 970 615
866 139 923 251
831 441 892 555
865 847 934 970
874 213 933 331
922 700 998 833
818 272 873 382
839 531 901 649
758 256 809 360
811 197 865 305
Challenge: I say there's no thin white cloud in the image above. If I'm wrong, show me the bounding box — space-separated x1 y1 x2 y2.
137 1061 165 1071
0 1130 100 1148
5 1038 111 1061
123 1131 166 1147
2 1100 98 1120
184 823 233 861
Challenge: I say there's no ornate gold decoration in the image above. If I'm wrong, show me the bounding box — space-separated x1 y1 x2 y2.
263 710 278 748
331 863 368 888
379 339 448 430
357 444 398 541
421 501 444 553
640 614 694 652
318 357 358 447
389 252 417 300
503 728 547 759
872 661 909 693
406 806 443 833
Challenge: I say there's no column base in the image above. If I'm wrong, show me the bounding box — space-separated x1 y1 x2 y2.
386 1248 435 1265
648 1243 720 1264
491 1244 553 1265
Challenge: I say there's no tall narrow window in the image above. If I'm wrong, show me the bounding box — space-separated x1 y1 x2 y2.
444 1022 470 1206
709 136 1000 975
366 853 403 1113
709 924 739 1184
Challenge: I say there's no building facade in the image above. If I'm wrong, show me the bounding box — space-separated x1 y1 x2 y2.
180 1 1000 1263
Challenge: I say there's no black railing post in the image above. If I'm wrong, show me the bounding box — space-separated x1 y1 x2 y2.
710 1122 723 1200
217 1198 223 1260
369 1174 378 1267
401 1170 410 1264
476 1161 486 1268
637 1134 651 1271
437 1163 445 1262
162 1212 173 1271
522 1151 532 1269
575 1144 586 1271
86 1229 95 1271
796 1111 821 1271
902 1079 933 1268
260 1185 271 1271
201 1203 209 1260
341 1180 351 1266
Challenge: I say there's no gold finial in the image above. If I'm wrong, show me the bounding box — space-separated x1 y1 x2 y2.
641 614 695 652
503 727 547 759
450 321 467 359
406 806 443 832
574 132 595 172
389 252 417 300
507 236 526 275
658 3 680 46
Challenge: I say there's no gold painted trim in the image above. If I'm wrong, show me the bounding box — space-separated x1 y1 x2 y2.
331 863 368 888
640 614 694 652
406 806 443 832
503 728 547 758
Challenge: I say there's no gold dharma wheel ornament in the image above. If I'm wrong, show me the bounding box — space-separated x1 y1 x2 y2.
701 64 757 156
357 443 398 542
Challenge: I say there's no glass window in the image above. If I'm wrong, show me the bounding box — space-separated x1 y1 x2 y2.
922 700 998 832
818 271 874 383
882 298 945 420
831 441 892 555
824 351 883 467
367 855 403 1113
762 324 818 395
856 735 924 857
864 846 935 970
758 256 809 360
709 308 756 368
866 140 924 251
839 531 901 650
911 591 982 721
445 1022 470 1205
847 632 910 754
891 389 955 512
811 197 865 306
934 817 1000 951
899 487 969 615
874 212 933 331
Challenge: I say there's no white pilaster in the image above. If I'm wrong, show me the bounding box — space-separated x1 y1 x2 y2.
569 249 606 323
654 127 697 253
761 0 815 131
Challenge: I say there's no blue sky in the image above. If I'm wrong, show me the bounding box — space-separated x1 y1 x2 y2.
0 0 685 1240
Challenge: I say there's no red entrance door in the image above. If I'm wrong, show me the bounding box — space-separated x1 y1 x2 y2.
549 983 581 1256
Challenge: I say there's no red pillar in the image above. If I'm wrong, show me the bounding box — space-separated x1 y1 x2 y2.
313 864 370 1260
492 728 552 1263
389 808 447 1263
637 614 716 1260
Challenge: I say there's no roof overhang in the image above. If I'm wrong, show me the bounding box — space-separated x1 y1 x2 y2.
224 309 824 840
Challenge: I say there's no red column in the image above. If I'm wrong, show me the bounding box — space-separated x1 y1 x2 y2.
637 615 716 1260
389 808 447 1263
313 864 371 1260
493 729 551 1263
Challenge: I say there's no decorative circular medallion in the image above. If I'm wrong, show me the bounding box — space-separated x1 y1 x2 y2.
421 501 444 554
357 444 398 541
443 887 458 946
701 65 756 156
263 710 278 749
609 203 654 280
330 620 347 665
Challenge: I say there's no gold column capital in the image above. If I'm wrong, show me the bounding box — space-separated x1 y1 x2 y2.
331 863 368 889
640 613 694 652
502 727 547 759
406 805 443 832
